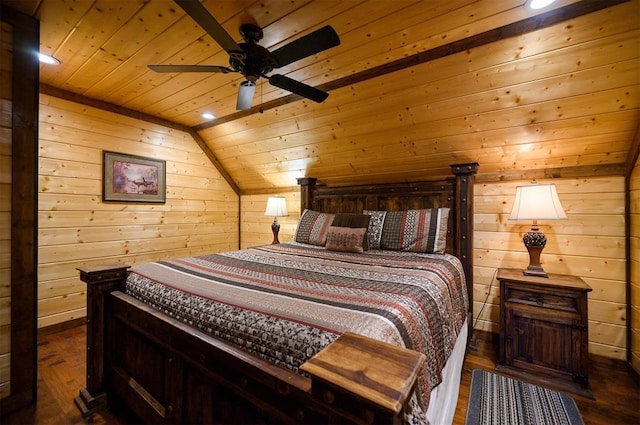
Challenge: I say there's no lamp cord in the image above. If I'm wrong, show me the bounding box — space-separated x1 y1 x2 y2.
472 268 498 331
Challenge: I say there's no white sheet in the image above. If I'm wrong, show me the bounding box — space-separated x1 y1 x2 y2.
426 319 468 425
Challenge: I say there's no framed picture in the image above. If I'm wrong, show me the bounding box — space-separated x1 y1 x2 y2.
103 151 166 203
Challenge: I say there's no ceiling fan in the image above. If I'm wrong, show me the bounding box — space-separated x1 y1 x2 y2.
148 0 341 110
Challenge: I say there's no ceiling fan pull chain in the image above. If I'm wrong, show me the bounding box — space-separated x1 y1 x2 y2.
260 79 264 114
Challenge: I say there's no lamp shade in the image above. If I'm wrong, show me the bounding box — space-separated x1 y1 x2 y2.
264 196 288 217
509 184 567 221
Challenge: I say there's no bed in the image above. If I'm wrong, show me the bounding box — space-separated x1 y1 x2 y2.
74 162 478 425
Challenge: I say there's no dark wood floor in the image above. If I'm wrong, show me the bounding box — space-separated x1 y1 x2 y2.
3 325 639 425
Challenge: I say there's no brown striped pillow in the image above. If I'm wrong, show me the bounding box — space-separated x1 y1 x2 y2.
364 208 450 254
294 209 335 246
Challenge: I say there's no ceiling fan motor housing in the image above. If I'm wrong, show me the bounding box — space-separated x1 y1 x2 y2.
229 42 277 81
239 24 263 43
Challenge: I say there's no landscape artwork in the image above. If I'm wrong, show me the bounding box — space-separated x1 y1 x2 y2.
103 151 166 203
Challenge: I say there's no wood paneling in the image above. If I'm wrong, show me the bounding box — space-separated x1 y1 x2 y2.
240 190 299 249
473 177 627 359
2 0 637 194
37 94 239 328
198 1 639 192
630 157 640 373
0 0 634 366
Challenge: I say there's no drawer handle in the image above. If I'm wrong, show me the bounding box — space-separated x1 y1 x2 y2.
535 295 544 305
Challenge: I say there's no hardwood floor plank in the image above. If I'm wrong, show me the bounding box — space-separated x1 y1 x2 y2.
2 324 639 425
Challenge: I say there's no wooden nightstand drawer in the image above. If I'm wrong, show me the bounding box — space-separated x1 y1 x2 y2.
506 287 579 313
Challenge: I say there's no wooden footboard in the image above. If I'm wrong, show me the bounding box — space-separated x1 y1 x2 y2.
75 266 426 424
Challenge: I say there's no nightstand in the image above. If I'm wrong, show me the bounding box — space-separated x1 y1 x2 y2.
495 268 592 398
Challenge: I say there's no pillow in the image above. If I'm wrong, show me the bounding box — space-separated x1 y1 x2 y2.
294 209 335 246
325 226 368 254
363 210 387 250
331 213 371 251
364 208 450 254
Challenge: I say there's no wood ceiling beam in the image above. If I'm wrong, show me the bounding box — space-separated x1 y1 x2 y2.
474 163 627 184
626 121 640 177
2 3 39 415
194 0 630 131
39 83 240 195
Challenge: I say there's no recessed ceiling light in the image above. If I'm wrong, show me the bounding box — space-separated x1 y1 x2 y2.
528 0 556 9
37 52 60 65
202 112 215 120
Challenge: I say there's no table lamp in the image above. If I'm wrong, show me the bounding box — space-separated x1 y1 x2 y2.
509 182 567 278
264 196 288 244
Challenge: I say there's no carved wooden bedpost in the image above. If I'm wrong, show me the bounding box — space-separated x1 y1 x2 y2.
297 177 317 211
450 162 479 330
74 264 129 420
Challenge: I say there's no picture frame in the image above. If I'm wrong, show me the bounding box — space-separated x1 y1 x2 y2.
103 151 166 203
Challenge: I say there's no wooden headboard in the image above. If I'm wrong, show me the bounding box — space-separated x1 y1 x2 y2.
297 162 479 317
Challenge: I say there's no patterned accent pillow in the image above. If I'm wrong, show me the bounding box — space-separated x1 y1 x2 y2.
294 209 335 246
364 208 450 254
363 210 387 250
325 226 368 254
331 213 371 251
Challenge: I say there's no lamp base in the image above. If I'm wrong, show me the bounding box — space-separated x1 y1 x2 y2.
271 220 280 244
523 243 549 278
523 268 549 278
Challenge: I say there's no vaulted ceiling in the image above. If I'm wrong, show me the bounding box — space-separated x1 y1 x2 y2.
5 0 640 193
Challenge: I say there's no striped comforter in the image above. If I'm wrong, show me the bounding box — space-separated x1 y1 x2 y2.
123 242 468 418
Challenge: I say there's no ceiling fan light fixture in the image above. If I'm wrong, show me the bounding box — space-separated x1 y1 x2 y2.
236 81 256 110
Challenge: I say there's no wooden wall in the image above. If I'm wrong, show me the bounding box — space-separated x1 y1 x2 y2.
37 95 239 328
240 190 300 249
241 176 628 360
0 20 11 400
631 157 640 372
31 90 635 362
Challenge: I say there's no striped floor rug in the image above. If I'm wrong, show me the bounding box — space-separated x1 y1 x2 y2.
465 369 584 425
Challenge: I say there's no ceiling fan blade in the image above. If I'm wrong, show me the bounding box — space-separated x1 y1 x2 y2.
175 0 241 53
148 64 233 73
268 74 329 103
236 81 256 110
270 26 340 68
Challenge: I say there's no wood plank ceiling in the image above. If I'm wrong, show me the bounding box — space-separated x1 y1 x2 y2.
6 0 640 192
